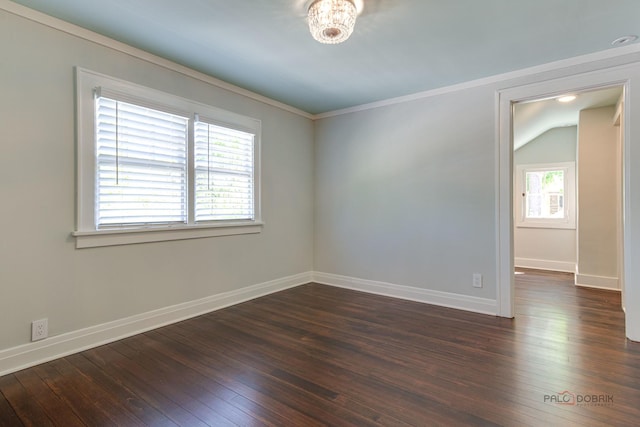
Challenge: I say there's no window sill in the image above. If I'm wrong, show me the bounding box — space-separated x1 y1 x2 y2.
516 222 576 230
72 221 264 248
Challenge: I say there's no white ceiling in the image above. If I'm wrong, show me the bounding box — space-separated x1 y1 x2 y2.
8 0 640 115
514 86 623 150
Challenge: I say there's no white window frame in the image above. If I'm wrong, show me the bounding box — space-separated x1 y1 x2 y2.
515 162 575 229
73 68 262 248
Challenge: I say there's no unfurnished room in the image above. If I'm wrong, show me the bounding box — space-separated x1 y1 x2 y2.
1 0 640 425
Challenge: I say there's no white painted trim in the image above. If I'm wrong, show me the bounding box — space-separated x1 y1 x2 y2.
73 223 264 248
0 270 500 376
497 64 635 337
0 0 313 120
313 272 497 316
74 67 264 248
0 272 313 377
315 45 640 119
515 258 575 273
4 0 640 121
496 88 514 318
575 274 619 291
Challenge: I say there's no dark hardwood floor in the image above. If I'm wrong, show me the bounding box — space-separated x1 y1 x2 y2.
1 269 639 426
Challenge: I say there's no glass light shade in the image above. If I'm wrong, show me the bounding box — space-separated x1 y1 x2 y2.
308 0 357 44
557 95 577 103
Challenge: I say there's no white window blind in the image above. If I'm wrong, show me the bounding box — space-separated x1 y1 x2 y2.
194 121 255 221
75 68 262 247
95 96 189 228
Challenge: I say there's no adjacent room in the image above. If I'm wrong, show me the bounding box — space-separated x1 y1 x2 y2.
2 0 640 425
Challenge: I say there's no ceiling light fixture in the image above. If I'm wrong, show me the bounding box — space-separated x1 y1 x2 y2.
308 0 357 44
558 95 577 103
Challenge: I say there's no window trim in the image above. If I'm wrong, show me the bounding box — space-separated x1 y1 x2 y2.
515 162 576 230
73 67 262 248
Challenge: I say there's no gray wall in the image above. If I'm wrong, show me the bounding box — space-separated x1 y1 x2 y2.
314 57 640 341
515 126 577 163
0 10 314 351
514 126 577 271
577 106 619 283
315 87 497 298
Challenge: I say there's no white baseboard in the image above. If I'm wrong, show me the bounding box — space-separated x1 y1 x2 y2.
0 272 313 377
0 270 502 376
313 272 497 316
515 257 575 273
575 273 620 291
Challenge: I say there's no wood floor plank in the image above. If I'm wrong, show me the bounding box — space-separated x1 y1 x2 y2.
82 344 224 427
190 292 592 426
144 328 396 427
12 369 84 427
0 374 54 427
112 337 267 426
147 328 402 426
1 269 639 426
37 358 144 427
87 334 264 426
0 381 25 427
301 290 636 383
139 329 330 427
171 300 564 426
126 331 342 427
63 353 178 427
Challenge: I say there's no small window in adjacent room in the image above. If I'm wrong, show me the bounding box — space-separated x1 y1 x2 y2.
516 162 575 229
74 68 262 248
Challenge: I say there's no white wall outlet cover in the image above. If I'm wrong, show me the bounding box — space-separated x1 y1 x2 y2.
472 273 483 288
31 318 48 341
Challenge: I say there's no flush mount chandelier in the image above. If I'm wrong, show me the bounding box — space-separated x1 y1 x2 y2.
307 0 357 44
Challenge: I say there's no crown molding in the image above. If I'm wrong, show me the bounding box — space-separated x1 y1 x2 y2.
3 0 640 121
314 44 640 119
0 0 314 120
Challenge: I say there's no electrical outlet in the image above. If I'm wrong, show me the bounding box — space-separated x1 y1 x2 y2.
472 273 483 288
31 318 48 341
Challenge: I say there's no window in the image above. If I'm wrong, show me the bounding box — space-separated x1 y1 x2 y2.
74 68 262 248
193 121 255 222
524 169 564 219
515 162 575 229
95 96 189 227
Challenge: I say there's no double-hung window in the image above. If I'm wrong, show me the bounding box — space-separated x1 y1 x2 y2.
515 162 575 229
74 68 262 248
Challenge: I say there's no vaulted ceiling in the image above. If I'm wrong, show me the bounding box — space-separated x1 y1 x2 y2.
9 0 640 115
514 86 623 150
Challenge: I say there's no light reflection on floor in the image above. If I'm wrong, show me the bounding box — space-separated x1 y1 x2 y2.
511 269 623 417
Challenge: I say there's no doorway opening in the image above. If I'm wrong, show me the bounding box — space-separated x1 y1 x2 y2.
512 86 623 299
496 73 629 334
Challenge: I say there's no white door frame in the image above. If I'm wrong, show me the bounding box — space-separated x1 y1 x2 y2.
495 68 630 321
